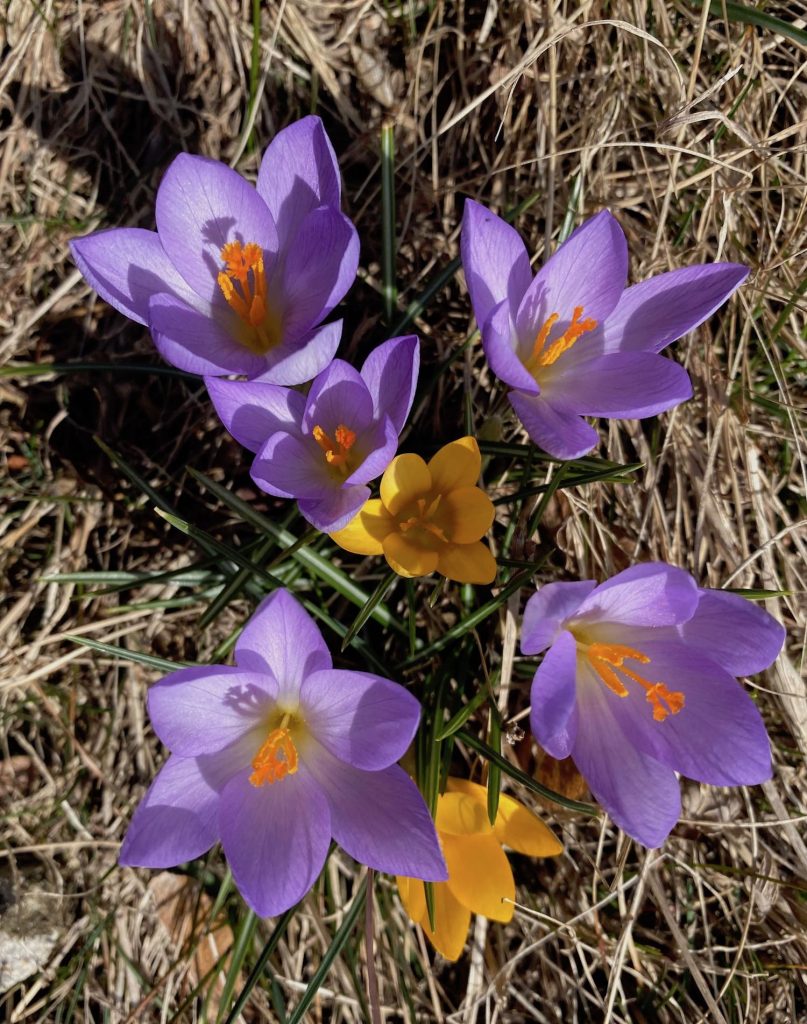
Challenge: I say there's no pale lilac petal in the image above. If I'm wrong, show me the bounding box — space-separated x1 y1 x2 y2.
344 417 398 487
680 589 785 677
508 390 598 460
483 300 540 394
521 580 598 654
301 360 374 435
298 485 370 533
460 199 533 331
155 154 277 302
277 207 358 342
529 631 579 759
251 432 332 500
205 377 306 453
70 228 198 326
300 668 421 770
305 751 447 880
359 335 420 433
574 563 699 628
598 263 749 355
219 766 331 917
257 116 341 248
548 351 692 418
119 755 219 867
249 319 342 386
234 589 332 699
148 293 264 377
572 681 681 847
147 666 276 757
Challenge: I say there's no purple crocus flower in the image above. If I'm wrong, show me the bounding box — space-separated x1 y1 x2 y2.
70 116 359 385
520 564 784 847
461 200 749 459
206 335 419 532
120 589 446 916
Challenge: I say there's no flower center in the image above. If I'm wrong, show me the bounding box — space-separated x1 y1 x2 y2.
313 424 357 476
586 642 685 722
526 305 598 374
216 241 279 354
398 495 448 543
249 722 299 787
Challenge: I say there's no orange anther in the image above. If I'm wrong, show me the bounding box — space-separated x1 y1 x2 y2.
530 305 598 371
249 727 299 787
586 643 685 722
312 423 356 471
217 241 268 329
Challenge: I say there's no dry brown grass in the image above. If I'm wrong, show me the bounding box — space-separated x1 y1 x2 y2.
1 0 806 1021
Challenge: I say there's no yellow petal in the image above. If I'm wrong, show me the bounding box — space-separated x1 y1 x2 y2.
427 436 481 492
443 834 514 923
396 875 426 923
435 791 492 837
445 777 487 801
329 499 390 555
421 882 472 961
380 454 431 515
493 793 564 857
439 487 495 543
436 541 497 584
383 532 439 578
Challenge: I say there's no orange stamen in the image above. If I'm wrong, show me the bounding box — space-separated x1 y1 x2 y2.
587 642 685 723
249 727 299 787
530 305 598 370
398 495 448 542
217 241 268 329
312 424 356 470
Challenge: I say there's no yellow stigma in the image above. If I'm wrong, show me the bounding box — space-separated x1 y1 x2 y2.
586 642 685 723
527 305 598 372
313 424 357 472
249 726 299 787
398 495 449 543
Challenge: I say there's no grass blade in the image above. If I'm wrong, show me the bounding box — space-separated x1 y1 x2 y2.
221 905 298 1024
66 635 189 672
381 122 397 323
341 570 397 651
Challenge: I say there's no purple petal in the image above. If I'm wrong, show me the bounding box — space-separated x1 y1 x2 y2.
460 198 533 332
251 432 332 500
205 377 306 453
573 682 681 847
521 580 598 654
508 390 598 460
548 351 693 418
483 300 541 394
575 563 700 628
148 293 264 377
147 665 276 757
300 668 421 770
344 416 399 487
301 360 374 435
70 228 198 326
257 116 341 249
277 207 358 342
235 589 332 700
298 485 370 533
305 752 447 880
155 154 277 303
119 755 219 867
680 589 785 677
529 631 579 759
599 263 749 355
219 766 331 917
359 335 420 434
249 319 342 386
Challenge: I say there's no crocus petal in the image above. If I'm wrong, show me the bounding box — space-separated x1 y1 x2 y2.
482 299 541 394
441 487 495 543
493 793 563 856
435 542 496 585
148 666 277 757
421 881 472 961
679 589 785 677
234 589 332 699
383 532 439 578
436 791 492 836
119 755 219 867
278 207 359 342
548 352 693 418
301 669 421 770
508 391 599 461
443 833 514 923
305 752 446 880
380 454 431 515
70 227 199 326
460 198 533 331
529 631 579 760
598 263 749 355
155 153 278 302
247 319 343 386
359 335 420 433
572 682 681 848
149 293 265 377
251 432 332 500
257 116 341 248
344 417 398 487
219 765 331 917
301 359 374 436
427 436 481 492
298 485 371 534
574 563 699 629
521 580 598 654
205 377 305 453
329 499 390 555
397 875 426 922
